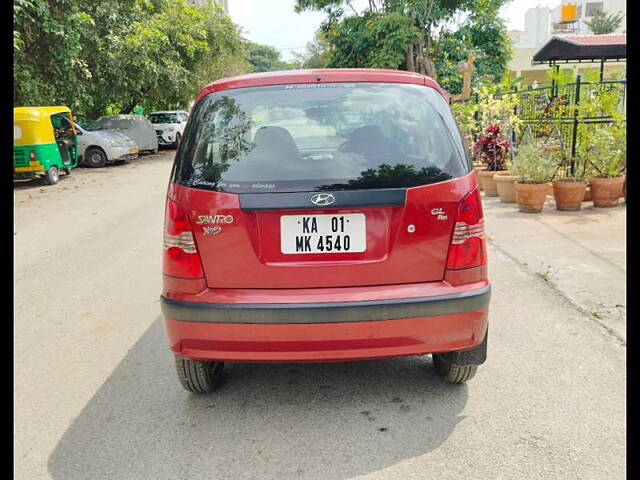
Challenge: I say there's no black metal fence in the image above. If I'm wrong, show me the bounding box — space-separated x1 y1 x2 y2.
452 77 626 173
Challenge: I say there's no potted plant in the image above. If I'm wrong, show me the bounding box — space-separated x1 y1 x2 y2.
587 127 625 207
493 160 521 203
553 171 588 211
510 144 557 213
550 151 588 211
541 142 561 196
473 124 510 196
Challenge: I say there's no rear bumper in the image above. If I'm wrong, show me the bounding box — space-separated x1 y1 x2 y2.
162 284 490 362
14 162 45 173
115 153 138 160
106 145 138 160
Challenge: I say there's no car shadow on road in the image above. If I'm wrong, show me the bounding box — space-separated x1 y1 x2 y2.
48 317 468 480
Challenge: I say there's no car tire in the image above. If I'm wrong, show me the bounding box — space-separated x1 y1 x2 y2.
174 133 181 149
432 329 487 384
45 166 60 185
175 356 224 394
85 148 107 168
432 355 478 384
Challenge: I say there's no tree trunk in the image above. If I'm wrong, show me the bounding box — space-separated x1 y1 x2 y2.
120 87 150 114
405 10 417 72
119 100 139 115
406 43 415 72
424 57 437 79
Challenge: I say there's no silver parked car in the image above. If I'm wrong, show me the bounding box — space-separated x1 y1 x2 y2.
89 115 158 154
75 122 139 168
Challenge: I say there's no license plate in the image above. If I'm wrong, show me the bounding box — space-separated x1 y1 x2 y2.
281 214 366 254
129 148 138 154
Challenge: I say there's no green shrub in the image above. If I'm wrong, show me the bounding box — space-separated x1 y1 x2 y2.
510 144 557 184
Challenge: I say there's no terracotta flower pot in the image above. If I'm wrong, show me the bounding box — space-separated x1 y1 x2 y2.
494 173 521 203
624 177 627 203
477 169 503 197
552 179 587 211
589 176 625 207
473 166 486 191
514 181 548 213
546 182 554 196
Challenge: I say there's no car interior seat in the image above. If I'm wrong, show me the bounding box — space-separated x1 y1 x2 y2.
338 125 404 166
251 126 302 163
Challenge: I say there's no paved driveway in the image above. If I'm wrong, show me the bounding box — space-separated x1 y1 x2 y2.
14 155 625 479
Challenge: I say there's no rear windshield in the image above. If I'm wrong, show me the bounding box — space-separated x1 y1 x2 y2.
173 83 469 193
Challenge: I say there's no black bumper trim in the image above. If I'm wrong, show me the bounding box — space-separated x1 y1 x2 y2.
239 188 406 211
161 285 490 324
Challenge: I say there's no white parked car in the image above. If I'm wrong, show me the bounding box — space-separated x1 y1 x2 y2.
148 110 189 149
74 122 139 168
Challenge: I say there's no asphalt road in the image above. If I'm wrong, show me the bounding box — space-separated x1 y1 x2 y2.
14 151 625 479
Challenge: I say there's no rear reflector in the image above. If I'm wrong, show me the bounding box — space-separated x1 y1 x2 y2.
446 188 487 270
163 198 204 278
30 151 37 161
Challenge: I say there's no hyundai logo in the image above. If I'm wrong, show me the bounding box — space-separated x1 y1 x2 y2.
310 193 335 206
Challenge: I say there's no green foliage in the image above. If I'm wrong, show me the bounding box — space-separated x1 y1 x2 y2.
545 65 599 86
510 144 557 183
326 11 420 69
14 0 99 110
435 15 512 94
14 0 248 117
573 82 626 178
293 30 333 68
476 86 521 135
584 10 625 35
586 126 625 178
294 0 511 94
450 100 479 148
247 42 299 72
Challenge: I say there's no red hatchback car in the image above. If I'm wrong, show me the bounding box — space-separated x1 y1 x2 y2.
162 69 490 393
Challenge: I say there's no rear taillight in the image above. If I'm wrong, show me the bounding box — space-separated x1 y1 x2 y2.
163 198 204 278
30 151 37 161
446 188 487 270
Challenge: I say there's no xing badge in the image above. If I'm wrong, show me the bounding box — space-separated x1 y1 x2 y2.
431 208 448 221
203 226 222 236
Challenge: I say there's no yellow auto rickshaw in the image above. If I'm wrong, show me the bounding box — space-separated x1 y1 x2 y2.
14 106 79 185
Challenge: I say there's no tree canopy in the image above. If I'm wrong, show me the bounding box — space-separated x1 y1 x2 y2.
294 0 512 94
247 42 299 72
14 0 248 117
584 10 625 35
292 31 333 69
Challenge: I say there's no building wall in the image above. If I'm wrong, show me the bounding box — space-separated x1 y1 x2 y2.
507 1 626 83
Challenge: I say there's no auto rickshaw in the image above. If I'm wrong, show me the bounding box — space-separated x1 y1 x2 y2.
14 106 79 185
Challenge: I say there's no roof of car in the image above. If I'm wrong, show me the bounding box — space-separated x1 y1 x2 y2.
98 114 141 119
195 68 444 104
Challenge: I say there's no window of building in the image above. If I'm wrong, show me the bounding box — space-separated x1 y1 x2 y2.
585 2 604 17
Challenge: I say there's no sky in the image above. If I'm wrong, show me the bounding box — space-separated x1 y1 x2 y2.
228 1 556 60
